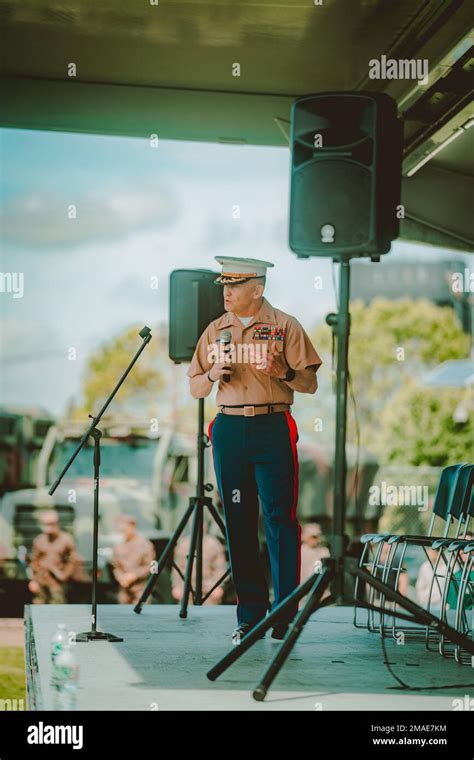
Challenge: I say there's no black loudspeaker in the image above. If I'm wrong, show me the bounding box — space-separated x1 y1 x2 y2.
289 92 403 259
169 269 225 363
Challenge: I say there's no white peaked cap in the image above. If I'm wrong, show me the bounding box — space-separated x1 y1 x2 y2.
214 256 275 284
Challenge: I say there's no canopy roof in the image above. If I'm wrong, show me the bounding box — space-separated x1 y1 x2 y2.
1 0 472 249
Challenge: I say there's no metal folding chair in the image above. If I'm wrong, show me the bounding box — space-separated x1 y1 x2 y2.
353 463 467 633
425 468 473 651
436 533 474 664
381 464 472 640
353 531 391 629
453 540 474 664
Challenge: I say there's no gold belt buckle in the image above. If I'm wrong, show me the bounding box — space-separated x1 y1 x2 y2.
243 406 255 417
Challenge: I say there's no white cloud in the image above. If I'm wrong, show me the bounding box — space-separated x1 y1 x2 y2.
1 186 178 248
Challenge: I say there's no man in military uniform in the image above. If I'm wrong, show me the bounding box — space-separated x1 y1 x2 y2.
28 510 79 604
187 256 322 643
112 514 156 604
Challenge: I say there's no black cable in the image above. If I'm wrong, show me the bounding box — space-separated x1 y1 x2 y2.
380 631 474 690
364 606 474 690
380 632 411 690
358 599 474 690
348 369 361 531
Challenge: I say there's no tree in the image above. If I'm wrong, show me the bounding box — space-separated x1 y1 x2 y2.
378 381 473 466
311 297 470 456
77 325 165 418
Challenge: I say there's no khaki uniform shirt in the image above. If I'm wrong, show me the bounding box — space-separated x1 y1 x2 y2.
112 535 155 590
30 530 79 588
187 297 322 406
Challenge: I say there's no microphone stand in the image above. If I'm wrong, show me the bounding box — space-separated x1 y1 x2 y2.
48 326 153 642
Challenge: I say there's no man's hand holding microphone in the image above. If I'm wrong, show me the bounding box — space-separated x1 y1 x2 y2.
208 330 233 383
208 359 233 383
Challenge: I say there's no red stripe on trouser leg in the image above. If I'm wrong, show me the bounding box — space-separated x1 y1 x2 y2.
283 411 299 519
207 416 216 442
284 410 301 583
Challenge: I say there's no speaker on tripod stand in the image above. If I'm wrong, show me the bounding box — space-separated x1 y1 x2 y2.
134 269 231 616
288 91 403 600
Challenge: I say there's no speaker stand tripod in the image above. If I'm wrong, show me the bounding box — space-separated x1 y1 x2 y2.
207 558 474 700
134 398 230 617
207 557 336 698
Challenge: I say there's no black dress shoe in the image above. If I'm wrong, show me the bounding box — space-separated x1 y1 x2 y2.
231 623 266 646
271 623 289 640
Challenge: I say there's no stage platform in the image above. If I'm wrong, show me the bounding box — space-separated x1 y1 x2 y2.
24 604 472 711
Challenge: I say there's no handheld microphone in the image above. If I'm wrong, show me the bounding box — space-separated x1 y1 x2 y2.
219 330 232 383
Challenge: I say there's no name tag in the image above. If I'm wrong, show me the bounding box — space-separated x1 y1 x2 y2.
253 325 286 341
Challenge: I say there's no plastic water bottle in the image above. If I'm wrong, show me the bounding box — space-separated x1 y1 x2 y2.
52 645 79 711
50 623 67 664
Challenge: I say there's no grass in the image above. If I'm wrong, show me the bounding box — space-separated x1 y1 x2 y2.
0 647 26 707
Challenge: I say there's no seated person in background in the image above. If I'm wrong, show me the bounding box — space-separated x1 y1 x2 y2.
172 521 227 605
299 522 331 605
28 510 79 604
112 515 156 605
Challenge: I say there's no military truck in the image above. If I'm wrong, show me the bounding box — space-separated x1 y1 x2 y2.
0 406 55 496
0 418 214 570
0 417 221 612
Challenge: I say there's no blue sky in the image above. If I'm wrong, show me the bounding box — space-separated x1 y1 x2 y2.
0 127 467 417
